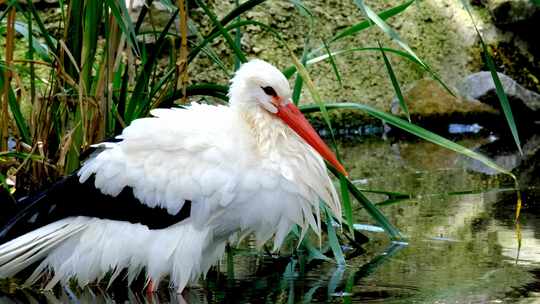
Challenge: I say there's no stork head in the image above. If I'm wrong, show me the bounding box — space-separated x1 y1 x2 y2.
229 59 347 176
228 59 290 113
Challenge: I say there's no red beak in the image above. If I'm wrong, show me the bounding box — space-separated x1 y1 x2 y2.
276 102 348 177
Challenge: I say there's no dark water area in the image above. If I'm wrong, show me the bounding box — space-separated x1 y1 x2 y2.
1 129 539 303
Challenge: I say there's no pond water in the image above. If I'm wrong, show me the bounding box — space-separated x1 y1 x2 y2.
1 132 539 303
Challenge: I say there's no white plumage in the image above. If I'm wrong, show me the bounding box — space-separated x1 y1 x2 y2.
0 59 343 293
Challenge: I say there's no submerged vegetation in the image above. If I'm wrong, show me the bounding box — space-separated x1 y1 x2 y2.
0 0 527 294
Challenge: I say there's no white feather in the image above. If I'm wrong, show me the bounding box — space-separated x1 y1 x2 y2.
0 59 341 292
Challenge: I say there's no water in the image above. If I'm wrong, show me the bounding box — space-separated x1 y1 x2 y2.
1 135 539 303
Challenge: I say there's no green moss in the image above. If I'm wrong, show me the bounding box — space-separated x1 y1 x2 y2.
189 0 490 113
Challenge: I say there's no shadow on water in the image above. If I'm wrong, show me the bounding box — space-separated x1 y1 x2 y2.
2 128 540 303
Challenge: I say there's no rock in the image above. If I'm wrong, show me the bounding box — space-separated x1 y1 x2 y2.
185 0 507 113
115 0 535 117
391 79 497 117
483 0 540 26
459 71 540 113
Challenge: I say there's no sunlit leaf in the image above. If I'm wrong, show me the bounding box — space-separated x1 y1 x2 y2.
458 0 522 155
301 102 514 177
281 46 453 96
322 39 342 87
354 0 425 68
330 0 415 43
324 205 346 265
340 175 354 237
378 41 410 122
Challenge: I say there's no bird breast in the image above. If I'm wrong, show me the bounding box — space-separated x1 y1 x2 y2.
232 106 341 236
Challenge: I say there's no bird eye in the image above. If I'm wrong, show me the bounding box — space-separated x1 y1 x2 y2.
261 86 277 97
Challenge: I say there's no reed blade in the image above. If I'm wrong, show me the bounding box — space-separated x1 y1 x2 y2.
301 102 514 178
458 0 522 155
330 0 415 43
378 41 410 122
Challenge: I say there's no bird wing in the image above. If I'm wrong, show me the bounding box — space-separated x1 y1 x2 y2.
78 103 250 228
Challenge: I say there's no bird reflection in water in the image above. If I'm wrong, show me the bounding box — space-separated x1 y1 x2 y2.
0 242 406 303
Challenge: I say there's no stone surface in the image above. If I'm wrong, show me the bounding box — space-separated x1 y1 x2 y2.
459 71 540 113
109 0 539 118
187 0 503 112
391 79 497 116
34 0 539 119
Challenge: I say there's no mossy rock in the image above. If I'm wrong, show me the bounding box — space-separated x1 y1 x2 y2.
187 0 493 113
392 79 498 117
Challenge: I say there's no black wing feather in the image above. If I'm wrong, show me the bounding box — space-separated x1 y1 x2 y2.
0 173 191 244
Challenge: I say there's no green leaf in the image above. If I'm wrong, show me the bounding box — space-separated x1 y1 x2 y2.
375 197 411 207
285 45 338 153
234 0 243 71
378 41 410 122
195 0 247 64
13 21 50 62
189 1 268 62
327 266 345 297
149 67 176 107
0 172 8 191
459 0 522 155
332 169 403 240
26 1 57 52
322 39 342 87
290 0 314 19
161 83 230 107
282 47 454 97
354 0 426 68
188 20 230 76
0 67 31 144
324 205 346 265
0 151 43 161
291 62 305 106
104 0 141 56
134 0 153 34
301 102 514 178
329 0 415 43
291 22 312 106
483 46 522 154
289 0 315 106
81 0 103 92
208 0 266 37
24 6 36 107
353 187 411 200
125 9 179 122
189 20 283 63
340 175 354 237
291 226 332 262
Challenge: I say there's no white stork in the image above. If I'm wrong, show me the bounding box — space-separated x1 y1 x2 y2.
0 59 346 293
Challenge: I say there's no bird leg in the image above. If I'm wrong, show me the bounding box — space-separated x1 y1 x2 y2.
146 279 156 294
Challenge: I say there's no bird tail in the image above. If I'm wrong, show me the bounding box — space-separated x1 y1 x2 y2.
0 218 87 285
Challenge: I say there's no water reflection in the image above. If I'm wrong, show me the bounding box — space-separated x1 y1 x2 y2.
1 136 540 303
1 242 409 304
1 287 203 304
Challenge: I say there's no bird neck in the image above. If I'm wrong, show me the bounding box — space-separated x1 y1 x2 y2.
235 104 292 157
